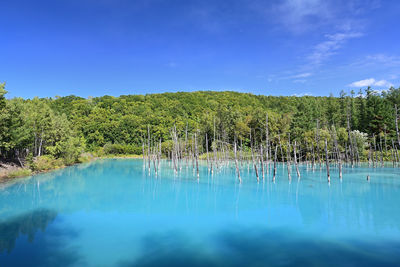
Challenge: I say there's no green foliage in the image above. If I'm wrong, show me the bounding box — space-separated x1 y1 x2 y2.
103 143 141 155
7 168 32 178
31 155 64 172
0 84 400 165
78 152 94 163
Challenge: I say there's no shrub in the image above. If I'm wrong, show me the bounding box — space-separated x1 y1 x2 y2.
78 153 94 163
31 155 64 171
8 168 32 178
103 143 141 155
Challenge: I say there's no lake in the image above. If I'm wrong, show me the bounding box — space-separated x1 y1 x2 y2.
1 159 400 266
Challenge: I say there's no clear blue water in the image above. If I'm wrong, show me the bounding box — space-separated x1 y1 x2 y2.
1 159 400 266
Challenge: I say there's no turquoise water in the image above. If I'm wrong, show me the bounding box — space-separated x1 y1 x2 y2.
1 159 400 266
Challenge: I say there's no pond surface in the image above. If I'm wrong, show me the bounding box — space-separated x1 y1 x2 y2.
1 159 400 266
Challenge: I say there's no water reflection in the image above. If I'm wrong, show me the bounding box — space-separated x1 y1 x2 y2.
120 228 400 267
0 209 83 266
0 209 57 253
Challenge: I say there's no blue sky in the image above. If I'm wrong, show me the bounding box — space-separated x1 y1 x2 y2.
1 0 399 98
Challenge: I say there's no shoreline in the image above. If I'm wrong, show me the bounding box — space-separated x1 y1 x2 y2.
0 154 143 184
1 155 397 185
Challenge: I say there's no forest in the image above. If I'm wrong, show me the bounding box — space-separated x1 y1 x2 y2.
1 82 400 177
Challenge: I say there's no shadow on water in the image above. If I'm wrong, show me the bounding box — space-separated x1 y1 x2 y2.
0 209 84 266
120 228 400 267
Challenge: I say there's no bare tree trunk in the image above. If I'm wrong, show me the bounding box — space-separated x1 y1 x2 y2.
373 134 378 168
158 138 161 168
325 139 330 183
316 119 321 167
250 129 259 182
234 137 241 183
384 124 388 160
395 104 400 147
346 109 354 167
185 123 188 166
286 142 291 180
38 128 44 157
331 125 342 179
213 117 217 171
265 113 269 170
205 133 210 171
194 132 199 178
142 136 145 162
391 139 396 167
147 125 151 174
379 136 384 167
273 145 278 182
368 142 372 167
311 143 315 170
260 144 265 180
293 141 300 179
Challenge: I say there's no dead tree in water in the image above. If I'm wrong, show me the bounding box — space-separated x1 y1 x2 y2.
273 145 278 182
205 133 210 171
286 142 291 180
185 123 188 166
260 144 265 180
194 132 199 178
250 129 259 182
147 125 151 174
368 142 372 167
346 109 354 167
234 136 241 183
379 135 384 167
213 117 217 171
325 139 330 183
293 141 300 179
395 104 400 147
315 120 321 167
311 142 316 170
373 134 378 168
265 113 270 172
391 139 396 167
384 125 388 161
331 125 342 179
392 139 399 167
141 135 145 164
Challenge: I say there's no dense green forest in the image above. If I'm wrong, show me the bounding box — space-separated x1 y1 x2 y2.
1 82 400 171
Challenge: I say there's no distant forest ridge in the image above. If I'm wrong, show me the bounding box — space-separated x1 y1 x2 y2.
1 83 400 165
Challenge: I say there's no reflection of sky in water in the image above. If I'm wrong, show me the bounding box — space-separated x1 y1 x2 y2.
1 159 400 266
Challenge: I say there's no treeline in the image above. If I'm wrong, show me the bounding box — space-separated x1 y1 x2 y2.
1 82 400 167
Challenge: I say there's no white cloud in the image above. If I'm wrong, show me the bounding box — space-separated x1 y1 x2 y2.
267 0 379 34
308 32 363 65
348 78 393 88
374 80 393 87
293 79 307 83
275 0 332 33
291 72 312 78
